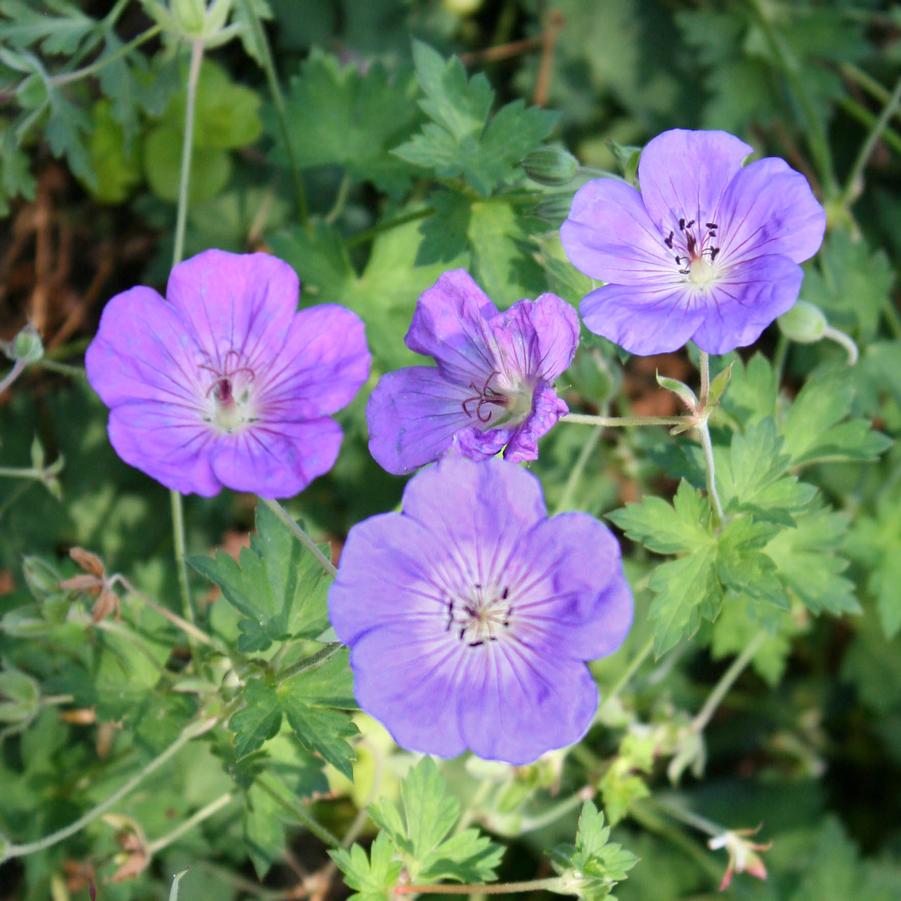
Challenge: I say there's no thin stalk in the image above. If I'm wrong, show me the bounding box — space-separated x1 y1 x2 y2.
261 499 337 578
0 359 27 397
554 424 603 514
773 333 790 382
843 76 901 205
239 0 307 222
168 40 205 641
564 412 690 428
698 350 711 406
36 358 85 378
651 796 722 838
324 172 352 225
395 878 564 895
821 325 859 365
276 641 343 683
697 353 725 525
605 637 654 704
256 777 341 848
517 789 590 833
883 297 901 338
691 629 768 733
51 24 162 86
146 792 234 855
1 716 218 861
345 207 434 248
838 95 901 157
0 465 43 480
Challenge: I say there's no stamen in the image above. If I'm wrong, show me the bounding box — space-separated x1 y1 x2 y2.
461 370 508 423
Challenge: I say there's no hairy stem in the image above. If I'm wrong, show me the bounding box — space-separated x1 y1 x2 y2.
239 0 308 222
554 425 603 515
51 24 162 86
147 792 234 855
692 629 768 733
345 207 434 248
697 352 725 525
843 76 901 205
395 878 564 895
170 489 196 633
36 358 85 378
564 413 691 428
262 498 338 578
325 172 352 225
255 777 341 848
822 325 859 365
276 641 343 683
1 716 218 862
605 636 655 704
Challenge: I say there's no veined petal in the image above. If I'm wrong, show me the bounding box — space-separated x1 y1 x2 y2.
457 647 598 764
638 129 753 231
405 269 499 385
691 254 804 354
260 304 371 419
210 417 342 498
166 250 299 369
86 286 202 409
108 401 220 496
580 282 706 356
350 623 467 758
367 367 475 475
504 382 568 463
717 157 826 265
561 179 674 283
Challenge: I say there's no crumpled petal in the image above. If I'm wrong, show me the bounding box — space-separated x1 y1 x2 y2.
504 382 568 462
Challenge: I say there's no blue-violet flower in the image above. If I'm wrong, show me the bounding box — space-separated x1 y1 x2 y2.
328 456 633 764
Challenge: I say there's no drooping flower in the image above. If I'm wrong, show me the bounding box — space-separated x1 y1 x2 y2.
366 269 578 475
328 456 633 764
86 249 371 498
561 129 826 355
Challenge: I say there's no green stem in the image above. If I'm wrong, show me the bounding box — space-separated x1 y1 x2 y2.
0 465 43 479
276 641 343 683
395 878 564 895
51 24 162 86
821 325 859 365
261 498 337 578
239 0 307 223
564 413 690 428
1 716 219 862
325 172 352 225
36 358 85 378
0 359 27 397
255 777 341 848
554 424 603 514
838 95 901 158
651 796 722 838
170 488 196 630
146 792 234 855
345 207 434 248
773 332 790 382
605 637 654 704
882 296 901 338
842 76 901 205
696 352 725 526
691 629 768 733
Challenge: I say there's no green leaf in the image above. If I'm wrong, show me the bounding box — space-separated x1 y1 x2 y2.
416 190 471 265
84 99 142 204
781 369 891 466
229 679 283 758
716 517 788 609
608 480 711 555
0 125 36 216
46 88 94 186
369 757 503 883
720 353 778 425
712 599 796 686
243 780 287 879
331 832 404 901
551 801 638 900
187 501 330 652
275 49 421 195
0 0 99 55
0 668 40 724
394 41 556 196
144 124 231 203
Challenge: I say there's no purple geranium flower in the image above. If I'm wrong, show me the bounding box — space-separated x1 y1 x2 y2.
561 129 826 355
328 456 633 764
366 269 578 475
86 249 371 498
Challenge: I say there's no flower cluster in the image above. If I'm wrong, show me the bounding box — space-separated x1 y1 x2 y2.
85 127 826 766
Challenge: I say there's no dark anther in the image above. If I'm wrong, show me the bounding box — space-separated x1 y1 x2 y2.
664 231 674 249
678 217 685 230
468 640 484 647
461 370 507 423
445 600 454 632
686 219 695 228
709 247 720 261
705 222 717 229
501 586 510 600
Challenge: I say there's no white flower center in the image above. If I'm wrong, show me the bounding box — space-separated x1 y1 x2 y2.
446 583 514 647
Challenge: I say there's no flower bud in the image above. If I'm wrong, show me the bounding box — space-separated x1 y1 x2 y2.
777 300 827 343
522 146 579 186
145 0 238 47
4 324 43 363
532 193 575 226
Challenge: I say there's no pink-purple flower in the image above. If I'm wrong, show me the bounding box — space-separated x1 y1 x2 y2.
366 269 578 475
328 456 633 764
86 249 371 498
561 129 826 355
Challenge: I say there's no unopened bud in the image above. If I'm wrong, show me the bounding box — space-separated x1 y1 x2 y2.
522 146 579 187
778 300 827 343
532 193 574 226
4 324 43 363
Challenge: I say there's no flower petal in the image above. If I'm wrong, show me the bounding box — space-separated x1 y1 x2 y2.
561 179 674 283
580 283 706 356
503 382 568 463
329 511 449 645
350 623 467 758
691 254 804 354
405 269 499 385
260 304 371 419
166 250 299 367
210 418 343 498
366 367 475 475
717 157 826 265
108 402 220 496
86 286 202 409
638 129 753 230
457 648 598 764
512 513 633 661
